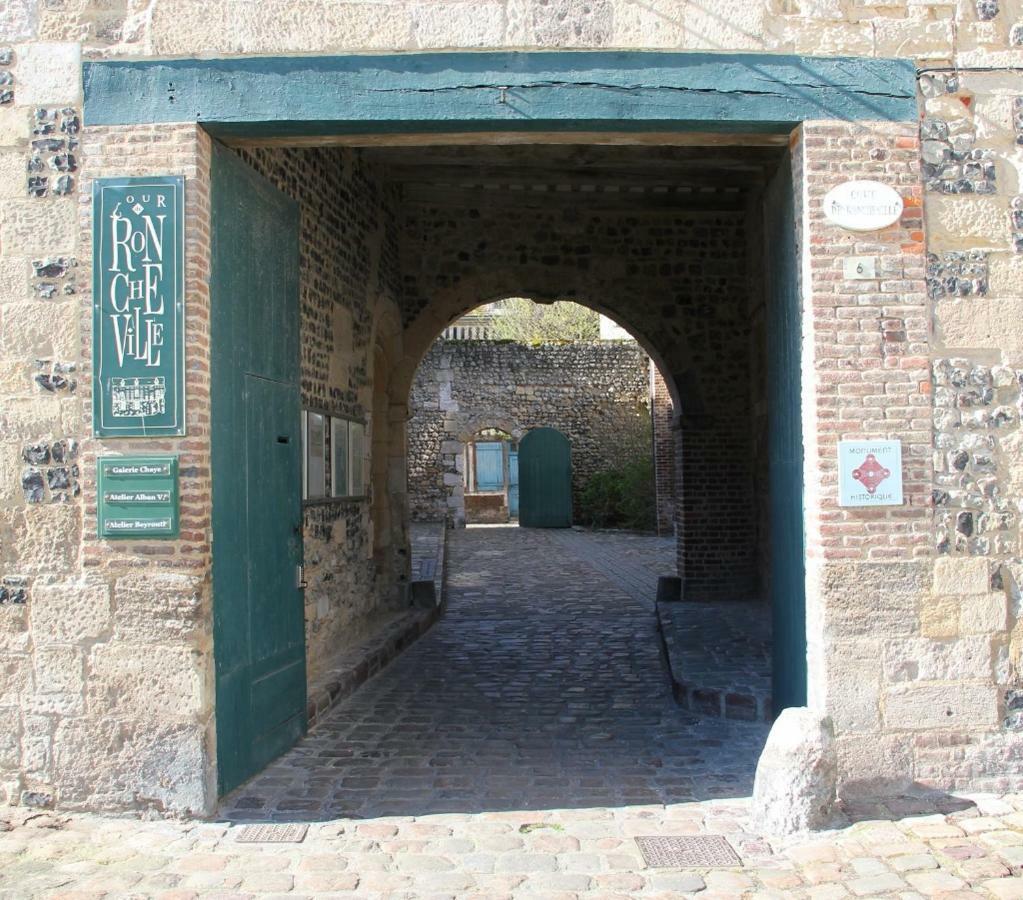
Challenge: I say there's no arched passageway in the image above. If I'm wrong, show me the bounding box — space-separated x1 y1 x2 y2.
207 136 801 800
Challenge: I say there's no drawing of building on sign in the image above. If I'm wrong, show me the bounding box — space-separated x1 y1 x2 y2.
110 376 167 418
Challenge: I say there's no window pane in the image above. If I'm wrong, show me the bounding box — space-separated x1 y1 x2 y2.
331 418 349 497
306 412 326 498
349 422 365 496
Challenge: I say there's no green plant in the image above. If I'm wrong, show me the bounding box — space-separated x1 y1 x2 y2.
578 456 656 532
488 297 599 343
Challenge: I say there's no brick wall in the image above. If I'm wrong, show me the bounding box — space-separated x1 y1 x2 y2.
650 362 676 536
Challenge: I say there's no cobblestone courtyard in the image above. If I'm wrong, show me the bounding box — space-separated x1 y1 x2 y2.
2 527 1022 898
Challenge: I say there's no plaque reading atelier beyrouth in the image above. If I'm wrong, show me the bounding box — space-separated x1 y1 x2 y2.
92 176 185 437
97 456 179 539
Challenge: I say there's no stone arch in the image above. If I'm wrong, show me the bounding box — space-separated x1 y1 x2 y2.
391 268 692 426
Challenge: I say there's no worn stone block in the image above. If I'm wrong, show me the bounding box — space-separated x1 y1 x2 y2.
0 0 37 41
4 504 78 575
412 2 504 48
0 199 77 256
822 562 926 638
884 683 1000 730
961 592 1009 634
0 106 28 147
0 256 26 303
29 645 82 715
934 556 990 595
0 299 77 357
613 0 685 47
0 706 18 769
937 298 1023 352
825 640 881 733
52 716 209 814
31 579 112 644
112 572 203 640
883 635 993 682
835 733 914 796
927 195 1011 246
87 643 203 720
12 43 80 105
920 595 962 639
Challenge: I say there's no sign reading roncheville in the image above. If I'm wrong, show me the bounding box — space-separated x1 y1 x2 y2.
92 176 185 437
823 180 904 232
838 439 904 508
97 456 179 539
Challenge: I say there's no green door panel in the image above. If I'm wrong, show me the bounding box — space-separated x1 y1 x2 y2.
764 151 807 715
518 427 572 528
210 142 305 796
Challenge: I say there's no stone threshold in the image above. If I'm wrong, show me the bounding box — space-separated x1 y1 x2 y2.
306 602 444 729
655 599 772 723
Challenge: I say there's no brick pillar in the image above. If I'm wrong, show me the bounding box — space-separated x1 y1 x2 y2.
796 122 934 784
649 361 675 536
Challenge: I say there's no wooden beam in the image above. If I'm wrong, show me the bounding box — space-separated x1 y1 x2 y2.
84 51 918 135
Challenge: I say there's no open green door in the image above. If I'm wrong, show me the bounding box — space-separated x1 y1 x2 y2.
764 151 807 715
210 143 306 796
518 427 572 528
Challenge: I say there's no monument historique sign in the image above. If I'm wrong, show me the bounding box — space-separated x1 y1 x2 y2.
92 176 185 437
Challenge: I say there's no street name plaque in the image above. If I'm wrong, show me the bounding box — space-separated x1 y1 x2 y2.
92 176 185 437
97 456 179 539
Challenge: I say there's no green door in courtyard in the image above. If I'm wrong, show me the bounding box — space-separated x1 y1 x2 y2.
518 427 572 528
210 143 306 796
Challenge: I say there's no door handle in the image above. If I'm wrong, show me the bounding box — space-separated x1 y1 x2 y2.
295 565 307 589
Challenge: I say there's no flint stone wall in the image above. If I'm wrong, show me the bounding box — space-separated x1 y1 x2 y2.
407 339 655 526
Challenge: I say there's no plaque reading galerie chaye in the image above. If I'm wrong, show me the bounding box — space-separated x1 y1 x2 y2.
92 176 185 437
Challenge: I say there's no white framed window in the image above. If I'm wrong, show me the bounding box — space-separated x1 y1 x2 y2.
331 417 349 498
305 411 326 500
349 421 366 497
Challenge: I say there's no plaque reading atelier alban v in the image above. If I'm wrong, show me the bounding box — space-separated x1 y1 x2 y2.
92 176 185 437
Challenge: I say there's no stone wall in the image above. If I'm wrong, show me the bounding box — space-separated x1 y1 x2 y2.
229 146 405 683
398 201 757 599
3 0 1023 813
407 339 655 526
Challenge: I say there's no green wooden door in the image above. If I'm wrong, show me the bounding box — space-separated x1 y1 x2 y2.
518 427 572 528
210 142 306 796
764 150 807 715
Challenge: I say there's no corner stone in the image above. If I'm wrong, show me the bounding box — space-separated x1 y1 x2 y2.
751 707 837 835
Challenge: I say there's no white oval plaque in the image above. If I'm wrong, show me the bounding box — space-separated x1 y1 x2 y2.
823 180 904 232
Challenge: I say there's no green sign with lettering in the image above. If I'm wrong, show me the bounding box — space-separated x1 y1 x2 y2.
92 176 185 437
97 455 179 539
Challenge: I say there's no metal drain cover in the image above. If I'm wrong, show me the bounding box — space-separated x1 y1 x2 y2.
235 823 308 843
635 835 741 868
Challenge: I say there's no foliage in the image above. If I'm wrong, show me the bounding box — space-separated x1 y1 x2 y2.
488 297 599 343
578 456 656 532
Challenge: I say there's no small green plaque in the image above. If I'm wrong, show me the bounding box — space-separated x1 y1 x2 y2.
97 455 179 539
92 176 185 437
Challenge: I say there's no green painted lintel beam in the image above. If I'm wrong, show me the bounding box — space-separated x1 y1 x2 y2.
83 51 917 137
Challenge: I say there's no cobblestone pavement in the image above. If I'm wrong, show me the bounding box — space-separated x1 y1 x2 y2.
547 528 676 610
2 526 1023 898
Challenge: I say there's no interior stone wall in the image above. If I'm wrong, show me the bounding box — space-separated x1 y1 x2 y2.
397 199 757 600
229 146 406 682
407 339 655 526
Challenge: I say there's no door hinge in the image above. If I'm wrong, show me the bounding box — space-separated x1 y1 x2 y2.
296 565 307 589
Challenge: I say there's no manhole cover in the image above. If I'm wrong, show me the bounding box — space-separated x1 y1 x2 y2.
635 835 741 868
235 823 308 843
